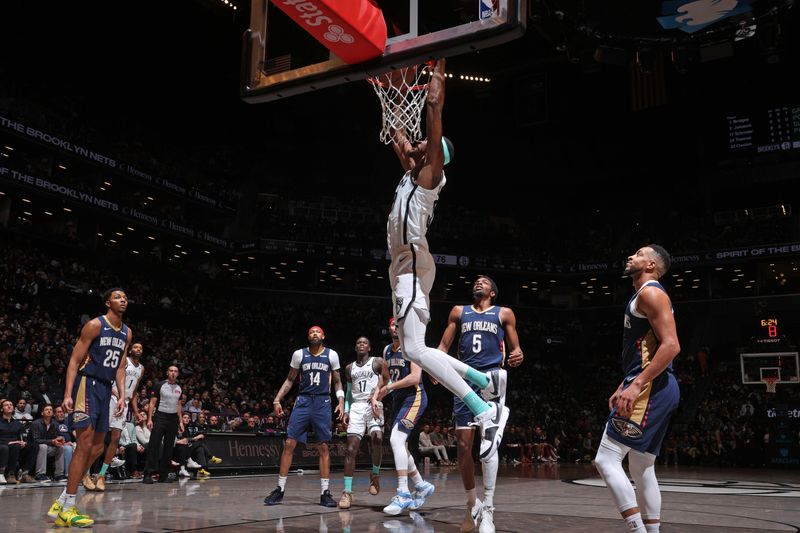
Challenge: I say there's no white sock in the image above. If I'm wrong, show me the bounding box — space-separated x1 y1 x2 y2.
625 512 646 533
57 489 68 506
64 493 76 508
321 478 330 494
278 475 287 491
466 488 477 507
482 452 498 507
645 524 660 532
398 475 408 493
409 469 423 486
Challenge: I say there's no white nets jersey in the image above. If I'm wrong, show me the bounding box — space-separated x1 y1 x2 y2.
349 357 380 402
387 171 446 257
112 357 144 401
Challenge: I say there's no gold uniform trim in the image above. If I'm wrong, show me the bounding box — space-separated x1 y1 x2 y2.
629 329 658 425
74 376 88 414
404 386 423 422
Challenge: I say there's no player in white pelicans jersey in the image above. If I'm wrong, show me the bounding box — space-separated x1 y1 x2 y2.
94 342 145 489
386 59 509 486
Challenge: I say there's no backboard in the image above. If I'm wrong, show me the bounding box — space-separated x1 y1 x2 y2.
741 352 800 386
241 0 526 103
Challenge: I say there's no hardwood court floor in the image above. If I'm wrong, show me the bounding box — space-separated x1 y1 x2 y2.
2 464 798 532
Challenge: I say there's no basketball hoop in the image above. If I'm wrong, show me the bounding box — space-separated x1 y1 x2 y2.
368 62 433 145
763 377 779 394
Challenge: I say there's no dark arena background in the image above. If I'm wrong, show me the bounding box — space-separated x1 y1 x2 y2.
1 1 799 532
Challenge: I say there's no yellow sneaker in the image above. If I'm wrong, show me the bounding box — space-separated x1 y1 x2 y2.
47 499 63 518
197 468 211 477
54 506 94 528
209 456 222 464
94 475 105 492
82 474 96 491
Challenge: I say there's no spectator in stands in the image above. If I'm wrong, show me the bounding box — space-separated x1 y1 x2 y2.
54 406 76 474
33 382 56 413
208 415 223 432
14 398 33 421
119 420 143 479
0 373 14 401
135 411 150 453
1 398 26 484
14 378 35 412
184 412 219 476
418 423 450 465
30 404 66 481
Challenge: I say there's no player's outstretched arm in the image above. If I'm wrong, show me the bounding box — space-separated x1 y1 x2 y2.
417 58 446 190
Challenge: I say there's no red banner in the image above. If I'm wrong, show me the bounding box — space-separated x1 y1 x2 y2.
271 0 387 64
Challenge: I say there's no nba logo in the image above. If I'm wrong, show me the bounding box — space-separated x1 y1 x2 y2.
479 0 494 21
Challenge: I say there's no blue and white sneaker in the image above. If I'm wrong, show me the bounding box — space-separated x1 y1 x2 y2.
480 369 507 406
383 491 414 515
408 481 435 510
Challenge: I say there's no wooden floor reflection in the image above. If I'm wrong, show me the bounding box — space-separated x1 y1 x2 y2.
2 463 798 532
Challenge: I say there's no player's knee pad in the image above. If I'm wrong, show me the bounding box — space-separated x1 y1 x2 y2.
595 441 638 513
390 435 409 471
629 451 661 520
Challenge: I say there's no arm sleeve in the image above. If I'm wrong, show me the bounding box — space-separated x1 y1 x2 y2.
289 349 304 369
329 350 340 370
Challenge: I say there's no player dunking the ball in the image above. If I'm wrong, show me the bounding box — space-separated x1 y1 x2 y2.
386 58 509 515
594 245 681 533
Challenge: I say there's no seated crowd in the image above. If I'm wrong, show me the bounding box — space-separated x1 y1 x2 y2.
1 231 797 489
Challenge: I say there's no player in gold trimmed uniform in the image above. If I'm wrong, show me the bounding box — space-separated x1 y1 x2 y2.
594 245 680 533
49 288 131 527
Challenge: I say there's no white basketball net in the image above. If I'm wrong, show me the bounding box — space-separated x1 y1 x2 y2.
763 377 778 394
369 64 431 145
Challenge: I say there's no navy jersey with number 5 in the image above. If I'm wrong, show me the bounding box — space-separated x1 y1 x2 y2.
82 316 129 382
457 306 505 369
291 347 340 395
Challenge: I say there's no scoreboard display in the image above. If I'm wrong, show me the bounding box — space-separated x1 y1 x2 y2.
726 104 800 153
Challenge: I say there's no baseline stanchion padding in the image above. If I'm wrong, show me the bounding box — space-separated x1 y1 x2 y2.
270 0 387 64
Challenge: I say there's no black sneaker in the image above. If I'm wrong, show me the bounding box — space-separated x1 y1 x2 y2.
53 475 68 482
320 489 337 507
142 475 154 485
264 486 284 505
34 474 51 482
157 472 175 483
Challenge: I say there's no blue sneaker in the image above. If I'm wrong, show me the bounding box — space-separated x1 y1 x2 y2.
408 481 435 510
264 486 284 505
383 491 414 515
